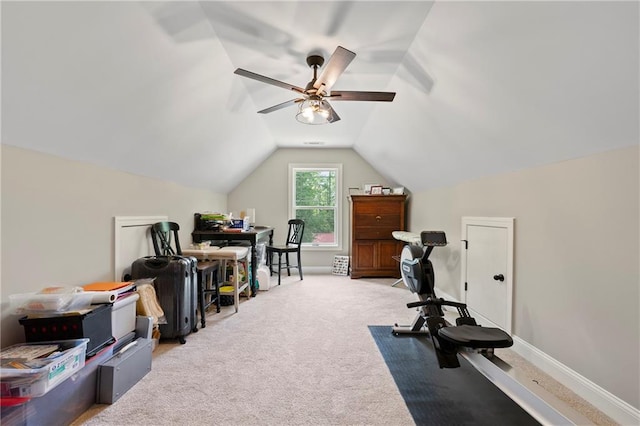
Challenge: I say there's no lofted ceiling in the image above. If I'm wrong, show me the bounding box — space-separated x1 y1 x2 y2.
2 1 638 194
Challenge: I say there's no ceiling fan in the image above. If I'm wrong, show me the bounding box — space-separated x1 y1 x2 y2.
234 46 396 124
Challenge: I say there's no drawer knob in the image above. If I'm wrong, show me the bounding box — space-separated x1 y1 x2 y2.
376 215 382 221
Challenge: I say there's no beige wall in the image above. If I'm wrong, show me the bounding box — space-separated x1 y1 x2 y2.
227 148 392 270
2 143 638 411
409 145 639 409
0 145 226 346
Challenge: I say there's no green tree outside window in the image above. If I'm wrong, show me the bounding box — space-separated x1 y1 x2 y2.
291 166 341 246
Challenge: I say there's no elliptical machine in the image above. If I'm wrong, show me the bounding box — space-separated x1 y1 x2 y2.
393 231 513 369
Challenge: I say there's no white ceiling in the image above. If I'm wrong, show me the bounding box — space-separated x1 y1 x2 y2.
2 1 638 193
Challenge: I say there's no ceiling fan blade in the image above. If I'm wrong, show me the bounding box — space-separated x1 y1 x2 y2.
313 46 356 94
235 69 305 94
329 91 396 102
258 98 304 114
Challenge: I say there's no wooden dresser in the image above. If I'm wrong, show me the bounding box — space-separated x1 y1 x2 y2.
349 194 407 278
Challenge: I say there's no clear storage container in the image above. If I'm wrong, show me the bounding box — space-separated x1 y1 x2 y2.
9 291 93 315
0 339 89 397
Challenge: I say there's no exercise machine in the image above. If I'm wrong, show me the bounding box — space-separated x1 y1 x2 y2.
388 231 577 424
391 230 446 335
393 231 513 369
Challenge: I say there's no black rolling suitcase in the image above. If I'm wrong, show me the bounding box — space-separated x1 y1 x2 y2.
130 255 197 344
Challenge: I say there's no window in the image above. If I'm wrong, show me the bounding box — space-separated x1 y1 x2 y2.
289 164 342 249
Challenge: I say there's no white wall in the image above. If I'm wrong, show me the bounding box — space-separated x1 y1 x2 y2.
0 145 227 347
227 148 392 270
408 145 639 410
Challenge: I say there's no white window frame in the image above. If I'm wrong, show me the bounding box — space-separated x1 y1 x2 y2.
288 163 342 250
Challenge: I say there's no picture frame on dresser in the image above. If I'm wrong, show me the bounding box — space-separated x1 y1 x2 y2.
370 185 383 195
362 183 379 195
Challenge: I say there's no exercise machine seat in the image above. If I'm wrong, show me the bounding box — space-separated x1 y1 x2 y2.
438 325 513 349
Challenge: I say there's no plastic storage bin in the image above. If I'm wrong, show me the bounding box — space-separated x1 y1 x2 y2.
0 342 115 426
257 265 271 291
9 291 93 315
111 293 139 341
19 303 114 357
0 339 88 398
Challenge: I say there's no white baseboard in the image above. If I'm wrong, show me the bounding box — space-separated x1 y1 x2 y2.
511 336 640 426
304 266 333 274
435 287 640 425
436 289 459 304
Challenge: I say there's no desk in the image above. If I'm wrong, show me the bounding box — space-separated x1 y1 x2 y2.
191 226 274 295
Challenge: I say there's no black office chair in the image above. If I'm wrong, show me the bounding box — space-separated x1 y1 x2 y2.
151 221 220 329
151 222 182 256
266 219 305 286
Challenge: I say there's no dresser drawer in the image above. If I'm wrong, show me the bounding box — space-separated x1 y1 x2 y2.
353 200 402 215
354 213 401 228
354 226 396 240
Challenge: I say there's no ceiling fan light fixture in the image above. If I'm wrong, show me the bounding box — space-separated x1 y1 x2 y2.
296 96 332 125
235 46 394 125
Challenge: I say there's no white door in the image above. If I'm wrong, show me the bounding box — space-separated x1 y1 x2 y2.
461 217 514 334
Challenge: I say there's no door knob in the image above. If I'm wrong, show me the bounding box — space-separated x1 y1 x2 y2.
493 274 504 282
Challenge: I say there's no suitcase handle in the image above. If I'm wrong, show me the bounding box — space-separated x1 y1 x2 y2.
143 255 195 275
143 256 172 269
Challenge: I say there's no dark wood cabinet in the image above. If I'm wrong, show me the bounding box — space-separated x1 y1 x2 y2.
350 194 407 278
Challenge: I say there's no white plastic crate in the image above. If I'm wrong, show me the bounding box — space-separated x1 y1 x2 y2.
111 293 139 341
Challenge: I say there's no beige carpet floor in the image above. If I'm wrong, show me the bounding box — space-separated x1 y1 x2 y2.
74 274 417 425
73 273 614 426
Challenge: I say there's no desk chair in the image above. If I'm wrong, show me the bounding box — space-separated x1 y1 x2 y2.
151 221 220 329
266 219 305 286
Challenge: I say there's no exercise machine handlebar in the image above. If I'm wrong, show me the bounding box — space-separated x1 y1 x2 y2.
407 298 467 310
